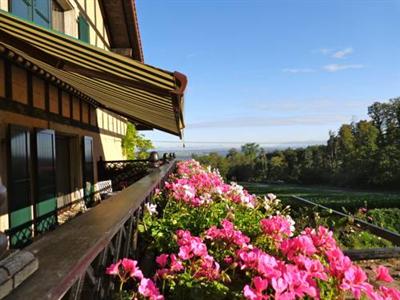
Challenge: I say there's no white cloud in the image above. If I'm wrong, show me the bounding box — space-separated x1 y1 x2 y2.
315 48 333 55
248 99 373 114
332 47 354 59
282 68 315 73
323 64 364 72
187 114 349 129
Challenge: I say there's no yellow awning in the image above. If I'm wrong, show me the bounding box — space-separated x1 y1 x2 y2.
0 11 186 136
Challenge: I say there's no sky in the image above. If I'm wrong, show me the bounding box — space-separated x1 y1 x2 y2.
136 0 400 150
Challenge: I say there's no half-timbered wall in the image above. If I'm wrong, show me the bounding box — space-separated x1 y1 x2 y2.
0 56 128 236
2 0 110 50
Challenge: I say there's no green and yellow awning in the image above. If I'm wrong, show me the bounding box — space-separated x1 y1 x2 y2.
0 11 186 136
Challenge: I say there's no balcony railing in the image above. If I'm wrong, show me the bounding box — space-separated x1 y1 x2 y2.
5 159 177 300
97 158 151 191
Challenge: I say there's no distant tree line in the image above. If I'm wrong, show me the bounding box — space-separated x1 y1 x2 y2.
193 98 400 189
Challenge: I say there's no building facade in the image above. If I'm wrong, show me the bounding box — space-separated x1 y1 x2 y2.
0 0 186 248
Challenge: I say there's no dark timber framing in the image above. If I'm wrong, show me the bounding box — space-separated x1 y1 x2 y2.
0 56 127 138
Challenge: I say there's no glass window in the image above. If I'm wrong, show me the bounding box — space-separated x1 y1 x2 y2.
11 0 32 20
33 0 50 28
11 0 50 28
78 14 90 43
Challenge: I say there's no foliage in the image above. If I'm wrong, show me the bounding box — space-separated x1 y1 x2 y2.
245 183 398 249
365 208 400 233
122 122 154 160
194 98 400 189
243 183 400 212
114 160 400 300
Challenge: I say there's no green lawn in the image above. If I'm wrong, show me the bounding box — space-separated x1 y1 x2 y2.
242 182 400 249
242 182 400 212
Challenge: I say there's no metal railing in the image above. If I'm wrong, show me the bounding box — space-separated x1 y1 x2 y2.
97 159 151 191
5 182 113 249
6 159 177 300
291 195 400 260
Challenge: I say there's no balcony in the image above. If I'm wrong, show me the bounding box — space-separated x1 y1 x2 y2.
4 158 176 299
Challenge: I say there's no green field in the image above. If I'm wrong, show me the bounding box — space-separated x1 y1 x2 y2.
242 182 400 212
242 182 400 249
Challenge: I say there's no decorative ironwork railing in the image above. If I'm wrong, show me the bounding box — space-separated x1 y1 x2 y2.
6 153 175 249
5 182 113 249
97 159 151 191
6 159 177 300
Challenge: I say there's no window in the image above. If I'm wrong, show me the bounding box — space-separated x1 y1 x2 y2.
8 125 33 247
82 136 94 205
51 0 64 32
8 126 58 247
78 14 90 43
35 129 57 233
11 0 51 28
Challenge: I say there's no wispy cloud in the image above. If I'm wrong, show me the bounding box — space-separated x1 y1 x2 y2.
332 47 353 59
186 52 199 59
282 68 315 74
323 64 364 72
248 99 373 114
314 48 333 55
187 114 349 129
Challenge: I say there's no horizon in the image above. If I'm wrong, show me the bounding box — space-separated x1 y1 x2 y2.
137 0 400 149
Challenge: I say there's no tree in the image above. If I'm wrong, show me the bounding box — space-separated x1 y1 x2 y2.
241 143 261 160
122 123 154 160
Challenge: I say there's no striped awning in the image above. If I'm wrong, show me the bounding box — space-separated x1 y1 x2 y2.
0 11 186 137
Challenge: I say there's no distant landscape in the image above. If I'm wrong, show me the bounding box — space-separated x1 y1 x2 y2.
192 98 400 190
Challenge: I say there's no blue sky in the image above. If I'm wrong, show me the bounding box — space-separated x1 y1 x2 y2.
136 0 400 150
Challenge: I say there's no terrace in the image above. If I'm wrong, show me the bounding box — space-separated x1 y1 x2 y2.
2 159 400 299
3 155 177 299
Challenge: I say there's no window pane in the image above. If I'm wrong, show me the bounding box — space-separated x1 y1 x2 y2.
11 0 32 20
33 12 50 28
33 0 50 28
9 125 31 212
34 0 49 15
78 15 90 43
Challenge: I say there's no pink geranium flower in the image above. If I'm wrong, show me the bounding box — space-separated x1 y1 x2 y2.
205 219 251 248
156 254 169 268
260 216 294 243
340 265 373 299
379 286 400 300
120 258 143 280
375 265 393 283
138 278 164 300
280 235 316 260
243 276 269 300
105 261 121 275
105 259 143 281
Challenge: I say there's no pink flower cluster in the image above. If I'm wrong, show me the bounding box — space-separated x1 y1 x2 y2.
109 160 400 299
154 216 399 300
260 215 295 244
156 229 221 281
239 222 399 300
205 219 251 248
165 160 256 207
106 258 163 300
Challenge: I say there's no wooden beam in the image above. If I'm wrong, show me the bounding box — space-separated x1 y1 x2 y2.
344 247 400 261
111 48 133 57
